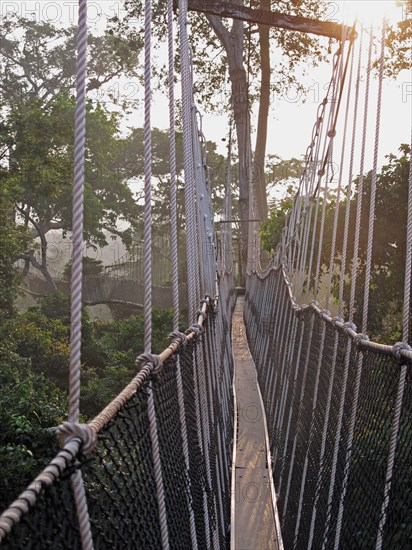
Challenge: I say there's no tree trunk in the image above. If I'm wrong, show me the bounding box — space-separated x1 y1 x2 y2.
206 13 251 285
254 0 271 221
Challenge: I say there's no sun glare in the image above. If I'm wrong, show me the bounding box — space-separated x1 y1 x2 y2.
334 0 402 26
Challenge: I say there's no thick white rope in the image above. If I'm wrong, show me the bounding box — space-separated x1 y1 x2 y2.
167 1 197 547
179 0 199 320
334 26 374 550
321 30 364 549
308 35 355 550
178 3 211 542
375 23 408 549
69 2 94 548
168 0 179 333
362 21 386 333
144 2 169 547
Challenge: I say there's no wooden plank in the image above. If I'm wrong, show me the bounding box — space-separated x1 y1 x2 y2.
231 296 281 549
184 0 355 41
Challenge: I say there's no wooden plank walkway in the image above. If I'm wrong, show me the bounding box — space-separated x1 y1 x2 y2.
231 296 282 550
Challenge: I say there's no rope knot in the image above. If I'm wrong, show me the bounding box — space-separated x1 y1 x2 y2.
196 309 206 323
392 342 412 360
186 323 202 337
354 333 369 346
169 330 188 347
331 316 344 328
56 422 97 454
342 321 357 333
203 295 215 312
137 353 163 376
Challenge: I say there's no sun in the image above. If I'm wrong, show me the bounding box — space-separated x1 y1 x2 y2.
332 0 402 26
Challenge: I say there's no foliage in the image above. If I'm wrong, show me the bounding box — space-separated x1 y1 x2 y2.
0 17 142 288
0 176 29 322
63 257 104 280
0 325 67 511
81 307 175 416
384 5 412 77
259 183 296 253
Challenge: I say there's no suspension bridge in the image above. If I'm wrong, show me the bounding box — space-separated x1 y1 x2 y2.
1 1 411 549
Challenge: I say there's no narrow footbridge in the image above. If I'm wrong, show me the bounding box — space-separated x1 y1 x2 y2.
1 2 411 549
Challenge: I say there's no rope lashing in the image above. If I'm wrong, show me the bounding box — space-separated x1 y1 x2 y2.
137 353 163 377
392 341 412 361
169 330 189 346
186 323 203 337
57 422 97 454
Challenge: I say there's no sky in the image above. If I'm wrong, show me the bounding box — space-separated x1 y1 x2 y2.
197 0 411 169
2 0 411 179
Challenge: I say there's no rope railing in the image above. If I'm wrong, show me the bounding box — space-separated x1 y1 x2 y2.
246 21 412 550
0 2 236 549
0 281 236 548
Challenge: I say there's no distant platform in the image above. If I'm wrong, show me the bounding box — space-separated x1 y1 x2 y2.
231 296 282 550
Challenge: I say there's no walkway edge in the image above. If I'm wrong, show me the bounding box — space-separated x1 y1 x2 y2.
240 307 284 550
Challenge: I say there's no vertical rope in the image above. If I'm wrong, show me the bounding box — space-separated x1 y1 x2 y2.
167 1 197 547
362 21 386 333
179 0 199 320
144 2 169 547
334 26 374 550
69 1 94 548
168 0 179 332
143 0 152 354
321 31 364 549
308 35 355 550
375 24 408 549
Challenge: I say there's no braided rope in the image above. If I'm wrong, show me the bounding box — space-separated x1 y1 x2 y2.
0 440 81 543
362 21 386 333
179 0 199 321
143 2 169 547
167 2 197 545
375 23 407 547
70 0 87 427
168 0 179 332
334 27 375 549
348 25 373 322
320 34 364 548
403 128 412 342
69 2 94 548
144 0 152 354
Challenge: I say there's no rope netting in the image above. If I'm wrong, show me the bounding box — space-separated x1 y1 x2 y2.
0 0 236 547
245 22 412 550
0 283 235 550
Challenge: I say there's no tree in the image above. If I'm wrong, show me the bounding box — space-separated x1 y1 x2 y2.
0 175 29 322
0 316 67 510
0 16 143 289
122 0 329 281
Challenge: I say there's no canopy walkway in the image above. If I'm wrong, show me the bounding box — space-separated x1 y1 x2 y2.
20 272 189 311
0 1 411 549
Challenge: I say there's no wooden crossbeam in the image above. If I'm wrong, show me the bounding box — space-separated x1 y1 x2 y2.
180 0 356 41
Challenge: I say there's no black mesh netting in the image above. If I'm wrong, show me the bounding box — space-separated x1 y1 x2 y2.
245 269 412 550
1 279 236 549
